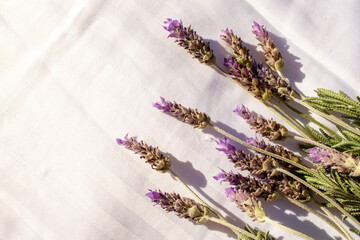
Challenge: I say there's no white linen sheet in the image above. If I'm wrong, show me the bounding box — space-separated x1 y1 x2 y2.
0 1 359 239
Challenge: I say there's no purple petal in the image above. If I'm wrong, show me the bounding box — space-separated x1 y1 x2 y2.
246 137 256 146
116 133 129 146
213 169 227 183
215 138 236 155
146 189 160 201
225 187 235 199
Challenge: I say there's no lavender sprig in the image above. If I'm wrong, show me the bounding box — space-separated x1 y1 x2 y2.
252 21 284 73
221 28 294 102
163 18 215 65
146 189 270 239
221 28 271 101
116 134 171 172
214 170 278 202
216 138 311 202
153 97 211 129
220 28 254 70
246 137 302 168
234 105 288 140
146 189 209 223
308 147 360 177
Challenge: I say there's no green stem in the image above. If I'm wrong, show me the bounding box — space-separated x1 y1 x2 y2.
264 217 314 240
283 101 342 139
285 196 350 239
207 217 257 240
213 63 311 140
292 97 360 136
268 99 311 139
287 135 331 150
168 169 243 238
276 167 360 228
314 200 354 240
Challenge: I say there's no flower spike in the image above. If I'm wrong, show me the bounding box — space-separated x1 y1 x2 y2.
146 189 210 223
153 97 211 129
164 18 215 65
252 21 284 73
116 134 171 172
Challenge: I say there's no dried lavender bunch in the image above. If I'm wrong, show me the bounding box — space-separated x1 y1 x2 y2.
234 105 288 140
146 189 209 223
116 134 171 172
153 97 211 129
252 21 284 74
307 147 360 177
163 18 215 65
216 138 311 202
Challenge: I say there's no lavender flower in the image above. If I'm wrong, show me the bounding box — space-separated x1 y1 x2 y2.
220 28 253 70
234 105 288 140
221 28 272 101
146 189 209 223
252 22 268 43
307 147 360 177
153 97 211 129
116 134 171 172
215 137 277 178
278 175 312 202
215 138 311 202
215 138 236 155
215 170 278 202
246 137 302 167
227 188 267 222
257 65 294 101
163 18 215 65
163 18 186 39
252 21 284 73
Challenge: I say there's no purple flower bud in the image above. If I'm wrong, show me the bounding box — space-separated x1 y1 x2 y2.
163 18 215 65
252 21 284 72
307 147 325 163
233 105 250 119
235 106 288 140
215 138 236 155
225 187 235 199
146 189 162 202
152 97 173 112
224 55 238 69
231 189 267 222
146 189 209 223
116 134 171 172
213 169 227 183
213 169 244 185
153 97 211 129
116 133 131 147
252 21 268 43
307 147 360 176
163 18 185 39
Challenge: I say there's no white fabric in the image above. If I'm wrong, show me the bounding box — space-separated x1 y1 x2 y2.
0 1 358 239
